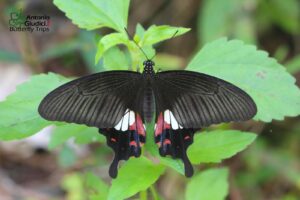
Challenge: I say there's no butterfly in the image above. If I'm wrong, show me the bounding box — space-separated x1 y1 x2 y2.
38 58 257 178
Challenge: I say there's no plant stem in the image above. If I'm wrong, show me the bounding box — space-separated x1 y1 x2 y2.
150 185 159 200
139 190 147 200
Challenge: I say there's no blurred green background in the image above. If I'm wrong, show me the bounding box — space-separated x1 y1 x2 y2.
0 0 299 199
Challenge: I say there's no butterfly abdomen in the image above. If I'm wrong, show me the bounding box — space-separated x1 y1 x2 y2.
142 86 155 123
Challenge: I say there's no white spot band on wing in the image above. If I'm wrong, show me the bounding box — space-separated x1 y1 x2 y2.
163 109 182 130
114 109 136 131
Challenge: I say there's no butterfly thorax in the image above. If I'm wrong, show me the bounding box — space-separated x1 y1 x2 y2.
142 60 155 76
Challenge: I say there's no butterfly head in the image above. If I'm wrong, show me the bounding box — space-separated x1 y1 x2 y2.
143 60 155 75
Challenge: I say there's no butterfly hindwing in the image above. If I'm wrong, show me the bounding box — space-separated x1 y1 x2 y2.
99 109 146 178
154 110 196 177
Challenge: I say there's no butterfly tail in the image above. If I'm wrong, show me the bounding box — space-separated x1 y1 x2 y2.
99 112 146 178
155 112 197 177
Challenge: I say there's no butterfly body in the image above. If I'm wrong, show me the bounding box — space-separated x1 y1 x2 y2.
39 59 257 178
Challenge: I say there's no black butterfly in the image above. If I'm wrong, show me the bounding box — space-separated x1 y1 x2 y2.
38 59 257 178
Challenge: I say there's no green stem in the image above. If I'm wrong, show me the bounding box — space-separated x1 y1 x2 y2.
150 185 159 200
139 190 147 200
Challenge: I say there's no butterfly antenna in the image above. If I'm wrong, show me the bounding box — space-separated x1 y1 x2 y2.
124 27 149 60
149 30 179 60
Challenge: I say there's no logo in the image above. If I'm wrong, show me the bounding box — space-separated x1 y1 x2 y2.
9 11 26 28
9 10 51 33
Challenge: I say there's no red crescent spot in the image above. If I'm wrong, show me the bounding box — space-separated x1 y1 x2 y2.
155 112 163 136
136 114 146 136
163 139 171 145
163 122 171 130
129 123 136 131
130 141 137 147
184 135 190 140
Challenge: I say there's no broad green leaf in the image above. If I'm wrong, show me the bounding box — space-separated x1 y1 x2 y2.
243 141 300 186
48 124 103 149
199 0 256 44
141 25 190 46
260 0 300 34
40 31 104 72
84 172 109 200
53 0 130 32
128 42 156 71
134 23 146 42
185 168 229 200
103 47 129 70
0 49 21 62
160 157 185 175
108 157 165 200
95 33 128 63
0 73 69 140
59 144 77 167
187 38 300 122
74 127 105 145
39 40 81 61
273 46 289 63
62 173 85 200
154 53 183 70
78 31 104 73
188 130 256 164
286 55 300 74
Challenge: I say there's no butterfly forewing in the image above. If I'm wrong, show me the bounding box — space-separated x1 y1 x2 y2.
39 71 144 128
154 70 257 128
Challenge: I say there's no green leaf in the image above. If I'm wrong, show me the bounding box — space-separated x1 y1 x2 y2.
95 33 128 63
0 73 69 140
53 0 130 32
78 31 104 73
84 172 109 200
62 173 85 200
154 53 183 70
187 38 300 122
141 25 190 46
134 23 146 42
159 157 185 175
0 49 21 62
261 0 300 34
40 31 104 72
48 124 103 150
59 144 77 167
286 55 300 74
108 157 165 200
199 0 256 44
103 47 129 70
39 39 81 61
74 127 105 145
185 168 229 200
188 130 257 164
